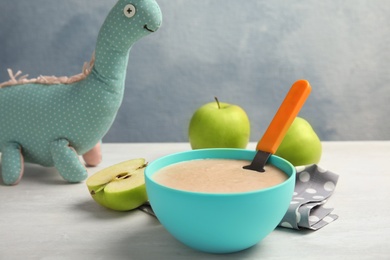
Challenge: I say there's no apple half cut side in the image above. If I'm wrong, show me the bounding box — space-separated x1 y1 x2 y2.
86 158 148 211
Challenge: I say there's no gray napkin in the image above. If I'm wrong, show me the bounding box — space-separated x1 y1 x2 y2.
278 164 339 230
139 164 339 231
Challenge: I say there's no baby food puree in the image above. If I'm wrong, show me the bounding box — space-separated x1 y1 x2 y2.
153 159 288 193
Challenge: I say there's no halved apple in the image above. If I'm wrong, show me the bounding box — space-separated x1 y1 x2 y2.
86 158 148 211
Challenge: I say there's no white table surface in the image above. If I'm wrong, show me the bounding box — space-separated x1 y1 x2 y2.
1 141 389 260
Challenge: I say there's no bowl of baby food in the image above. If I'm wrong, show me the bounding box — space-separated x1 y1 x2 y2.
145 148 295 254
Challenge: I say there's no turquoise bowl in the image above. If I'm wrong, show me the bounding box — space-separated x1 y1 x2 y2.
145 149 295 254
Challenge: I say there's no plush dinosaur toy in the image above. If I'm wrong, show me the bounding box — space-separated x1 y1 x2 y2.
0 0 162 185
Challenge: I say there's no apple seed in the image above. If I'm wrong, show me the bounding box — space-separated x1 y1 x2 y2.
90 163 148 195
115 172 132 180
115 163 148 180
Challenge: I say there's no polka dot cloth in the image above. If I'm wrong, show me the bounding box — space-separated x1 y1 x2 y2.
279 164 339 230
139 164 339 231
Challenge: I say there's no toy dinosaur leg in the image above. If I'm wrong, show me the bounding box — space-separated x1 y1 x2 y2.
82 141 102 167
50 139 88 183
1 143 24 185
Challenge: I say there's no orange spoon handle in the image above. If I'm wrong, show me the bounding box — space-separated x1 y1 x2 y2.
256 79 312 154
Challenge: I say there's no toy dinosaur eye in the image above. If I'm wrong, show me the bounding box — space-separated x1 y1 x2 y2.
124 4 136 18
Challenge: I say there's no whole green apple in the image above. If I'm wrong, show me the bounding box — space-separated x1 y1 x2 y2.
188 98 250 149
86 158 148 211
275 117 322 166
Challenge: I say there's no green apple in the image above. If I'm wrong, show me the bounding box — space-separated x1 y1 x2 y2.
275 117 322 166
188 97 250 149
86 158 148 211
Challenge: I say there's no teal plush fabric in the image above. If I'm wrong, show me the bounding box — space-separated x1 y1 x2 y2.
0 0 162 185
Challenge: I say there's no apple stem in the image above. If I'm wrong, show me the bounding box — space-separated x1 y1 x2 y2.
91 185 105 195
214 97 221 109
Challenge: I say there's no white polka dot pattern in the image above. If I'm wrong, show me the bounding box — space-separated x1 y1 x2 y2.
278 164 339 230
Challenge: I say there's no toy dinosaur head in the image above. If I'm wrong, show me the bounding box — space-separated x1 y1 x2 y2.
97 0 162 54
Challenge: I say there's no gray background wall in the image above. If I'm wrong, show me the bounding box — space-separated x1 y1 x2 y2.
1 0 389 142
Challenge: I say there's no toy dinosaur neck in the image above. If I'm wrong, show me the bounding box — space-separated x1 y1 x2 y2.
93 45 132 84
91 0 148 85
92 12 135 84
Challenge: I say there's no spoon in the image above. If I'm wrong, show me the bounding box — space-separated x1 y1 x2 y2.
243 79 311 172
